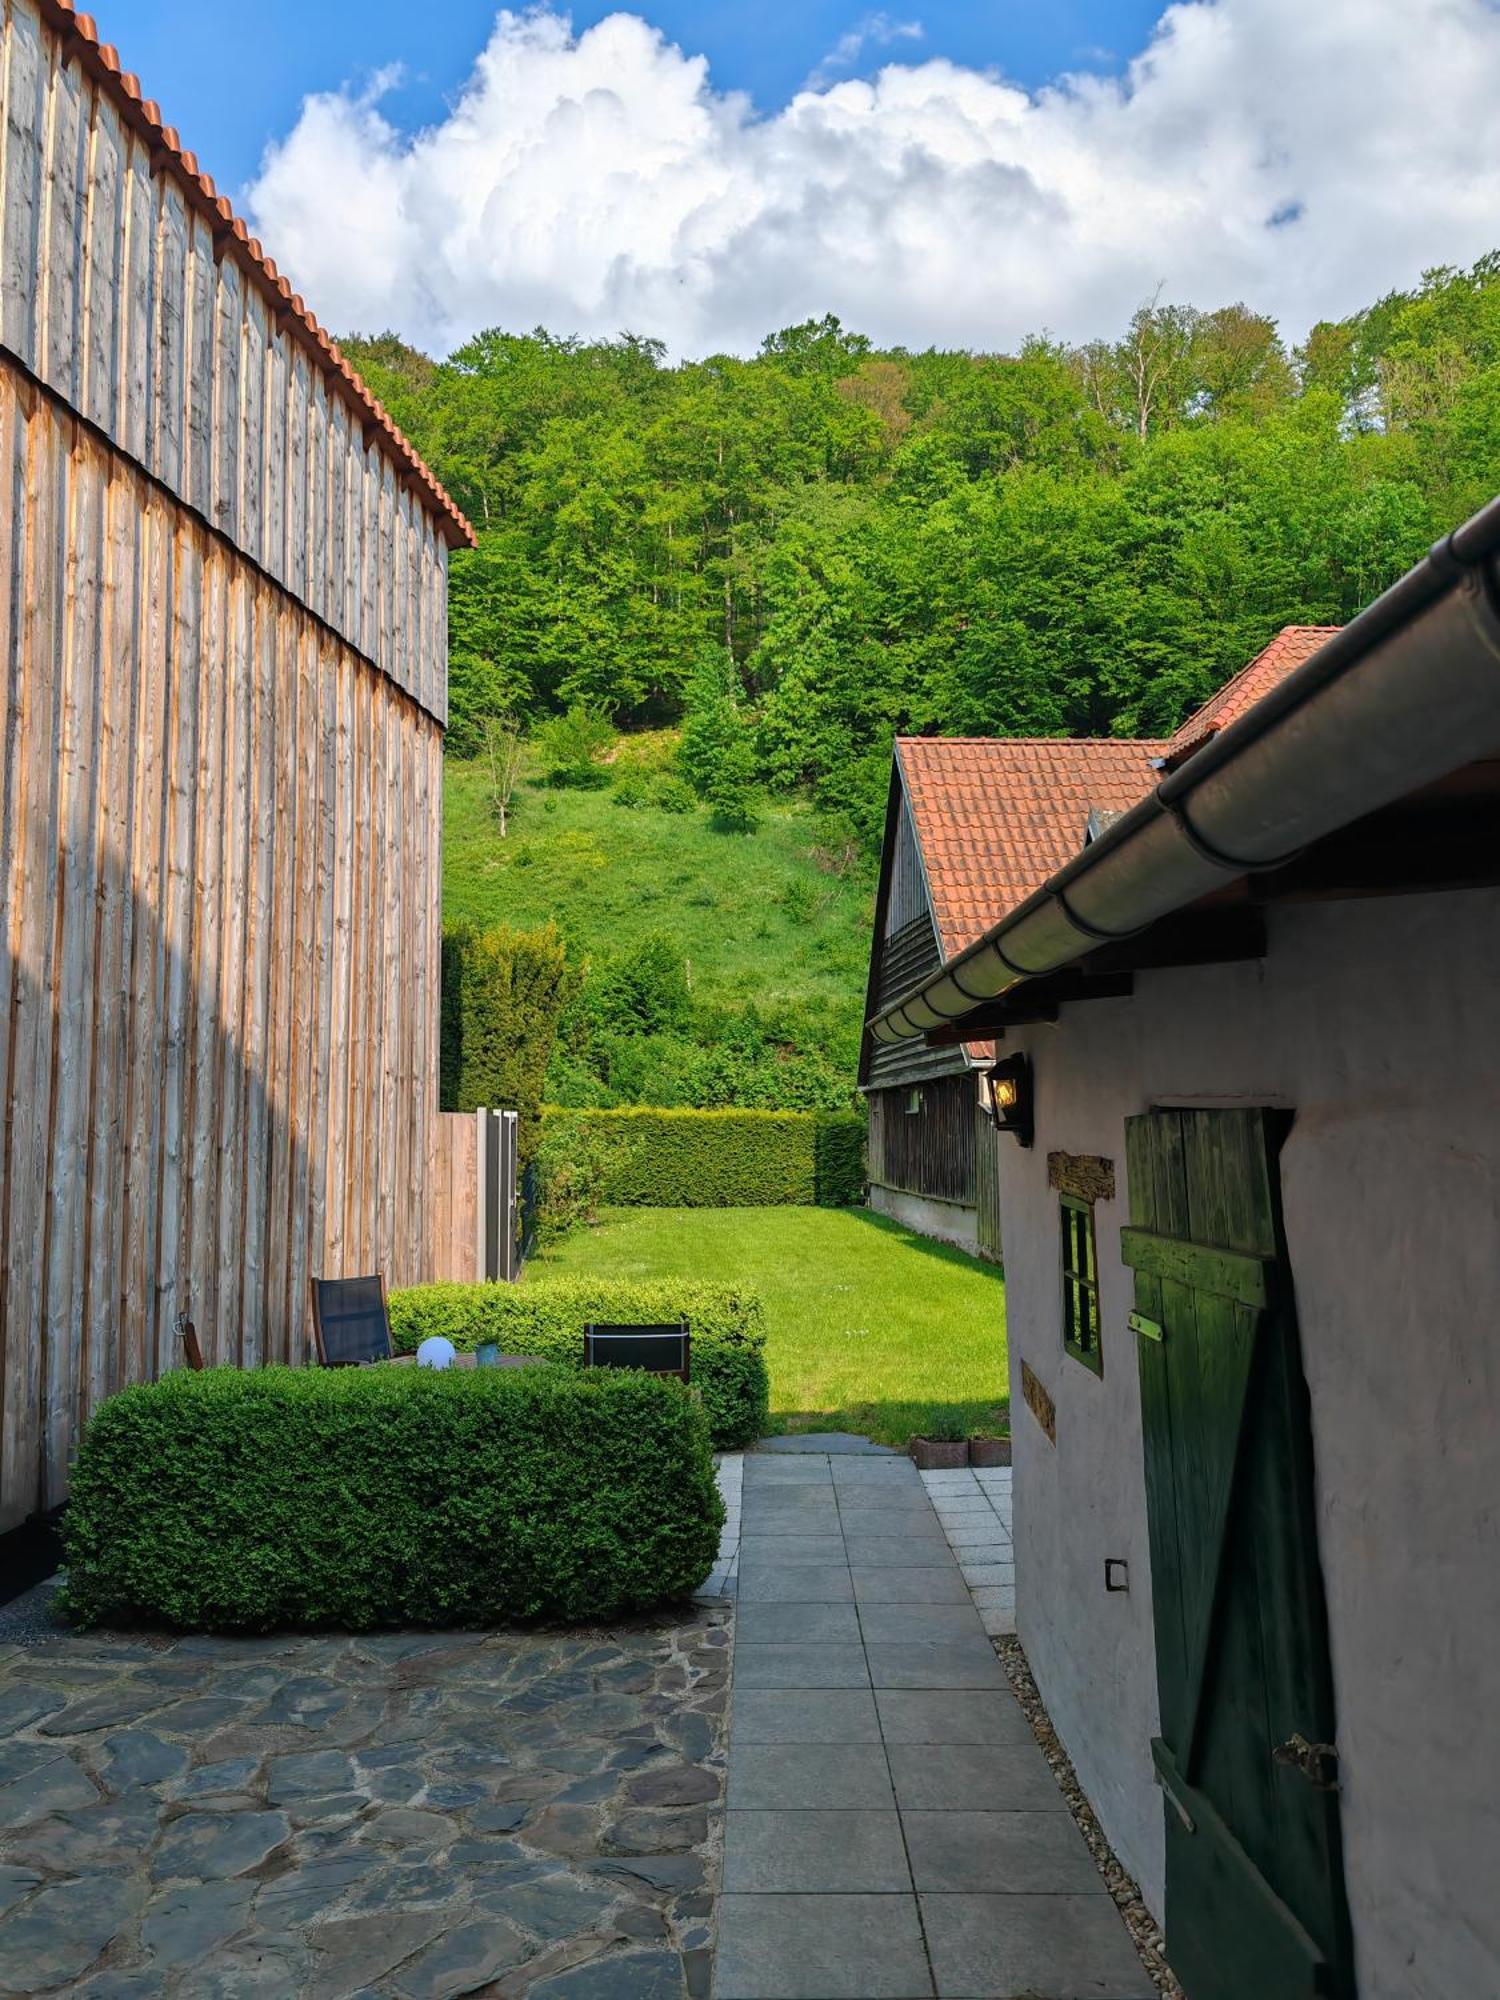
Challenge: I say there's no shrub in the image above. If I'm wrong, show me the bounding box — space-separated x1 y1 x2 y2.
440 922 575 1166
388 1276 770 1449
647 774 697 814
534 1119 641 1244
61 1365 723 1632
533 705 615 787
540 1107 866 1211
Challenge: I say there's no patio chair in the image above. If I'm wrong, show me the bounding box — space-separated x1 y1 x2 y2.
582 1323 691 1383
310 1274 393 1367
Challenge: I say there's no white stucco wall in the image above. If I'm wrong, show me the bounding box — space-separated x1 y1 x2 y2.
868 1183 980 1255
997 886 1500 1999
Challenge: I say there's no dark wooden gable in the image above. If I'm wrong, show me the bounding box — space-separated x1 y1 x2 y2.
858 763 972 1090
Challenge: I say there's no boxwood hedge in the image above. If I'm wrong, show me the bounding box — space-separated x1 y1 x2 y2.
61 1363 724 1633
539 1107 866 1210
388 1276 769 1449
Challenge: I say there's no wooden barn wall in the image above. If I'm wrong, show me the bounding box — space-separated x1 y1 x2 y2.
868 1074 978 1206
0 356 444 1531
974 1104 1003 1263
0 0 448 722
431 1113 481 1285
884 795 930 936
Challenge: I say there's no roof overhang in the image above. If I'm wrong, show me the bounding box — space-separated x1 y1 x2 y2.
868 497 1500 1051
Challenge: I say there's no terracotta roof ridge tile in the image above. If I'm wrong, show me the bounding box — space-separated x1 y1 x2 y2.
40 0 475 549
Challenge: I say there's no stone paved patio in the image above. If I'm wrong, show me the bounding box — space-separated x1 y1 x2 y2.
0 1605 730 1997
715 1440 1153 2000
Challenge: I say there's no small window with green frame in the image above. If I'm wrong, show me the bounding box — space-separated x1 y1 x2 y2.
1059 1194 1103 1375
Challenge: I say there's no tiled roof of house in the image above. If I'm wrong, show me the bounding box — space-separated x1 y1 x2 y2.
895 737 1166 960
1163 625 1340 767
41 0 475 548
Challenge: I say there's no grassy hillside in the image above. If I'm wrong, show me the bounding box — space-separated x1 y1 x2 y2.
442 747 875 1106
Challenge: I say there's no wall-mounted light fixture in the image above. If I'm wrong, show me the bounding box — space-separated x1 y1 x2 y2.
987 1052 1034 1148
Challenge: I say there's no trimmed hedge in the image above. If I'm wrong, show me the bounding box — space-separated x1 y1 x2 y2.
539 1107 867 1210
388 1277 769 1450
440 921 574 1167
61 1364 723 1632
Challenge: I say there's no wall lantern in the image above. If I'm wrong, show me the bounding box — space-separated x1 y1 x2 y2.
987 1053 1034 1148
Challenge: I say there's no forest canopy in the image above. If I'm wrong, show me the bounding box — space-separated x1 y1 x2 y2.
350 258 1500 1113
347 255 1500 843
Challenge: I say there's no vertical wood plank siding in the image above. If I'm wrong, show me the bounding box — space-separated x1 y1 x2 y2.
0 358 446 1526
0 0 448 722
868 1075 978 1205
0 0 459 1529
974 1105 1003 1263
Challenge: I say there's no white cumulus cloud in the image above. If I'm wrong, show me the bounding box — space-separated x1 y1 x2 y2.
243 0 1500 359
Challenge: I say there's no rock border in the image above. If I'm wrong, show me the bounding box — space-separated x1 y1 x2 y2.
993 1635 1184 2000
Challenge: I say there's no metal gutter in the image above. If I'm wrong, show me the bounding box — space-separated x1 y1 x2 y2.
869 496 1500 1045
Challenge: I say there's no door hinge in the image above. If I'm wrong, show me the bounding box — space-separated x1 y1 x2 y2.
1128 1310 1164 1343
1272 1734 1340 1791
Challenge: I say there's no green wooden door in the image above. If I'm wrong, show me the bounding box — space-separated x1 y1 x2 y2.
1122 1109 1355 2000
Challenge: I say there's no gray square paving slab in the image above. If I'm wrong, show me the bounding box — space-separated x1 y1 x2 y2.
724 1809 911 1892
919 1891 1156 1999
741 1509 843 1537
851 1566 972 1605
743 1480 839 1505
874 1691 1036 1746
737 1535 850 1567
716 1893 932 1999
844 1536 959 1569
737 1565 854 1605
744 1459 835 1483
735 1602 863 1646
730 1689 882 1743
727 1743 895 1810
830 1465 925 1492
866 1641 1009 1690
904 1810 1101 1893
886 1741 1066 1812
840 1504 944 1528
733 1644 872 1690
857 1603 990 1646
752 1433 898 1456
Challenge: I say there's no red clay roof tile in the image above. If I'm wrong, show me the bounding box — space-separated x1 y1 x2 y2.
1164 625 1339 767
894 625 1342 967
896 736 1166 960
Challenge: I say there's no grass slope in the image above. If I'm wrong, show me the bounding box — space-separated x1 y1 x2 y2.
535 1206 1008 1446
442 758 872 1019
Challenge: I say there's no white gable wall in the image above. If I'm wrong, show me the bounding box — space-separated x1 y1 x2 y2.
996 885 1500 2000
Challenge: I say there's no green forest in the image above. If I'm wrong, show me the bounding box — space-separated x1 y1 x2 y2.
347 257 1500 1111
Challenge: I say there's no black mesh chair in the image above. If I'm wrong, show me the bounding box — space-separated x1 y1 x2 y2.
583 1323 691 1382
310 1275 393 1367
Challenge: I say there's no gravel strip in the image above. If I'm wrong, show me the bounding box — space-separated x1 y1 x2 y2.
994 1634 1184 1999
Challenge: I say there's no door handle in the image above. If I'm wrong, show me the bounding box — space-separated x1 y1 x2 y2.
1272 1734 1339 1791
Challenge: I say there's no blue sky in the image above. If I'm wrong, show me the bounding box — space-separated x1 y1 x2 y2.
94 1 1500 361
95 1 1165 196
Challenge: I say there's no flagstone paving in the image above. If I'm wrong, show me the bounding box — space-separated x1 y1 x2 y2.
0 1607 730 1997
716 1438 1153 2000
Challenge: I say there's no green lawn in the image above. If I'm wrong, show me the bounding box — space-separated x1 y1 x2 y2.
534 1206 1007 1447
443 757 872 1017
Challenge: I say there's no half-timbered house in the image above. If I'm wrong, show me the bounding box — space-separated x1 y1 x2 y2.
0 0 474 1539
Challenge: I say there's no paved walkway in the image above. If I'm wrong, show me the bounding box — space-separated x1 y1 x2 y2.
917 1466 1015 1638
714 1445 1153 2000
0 1613 731 1996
